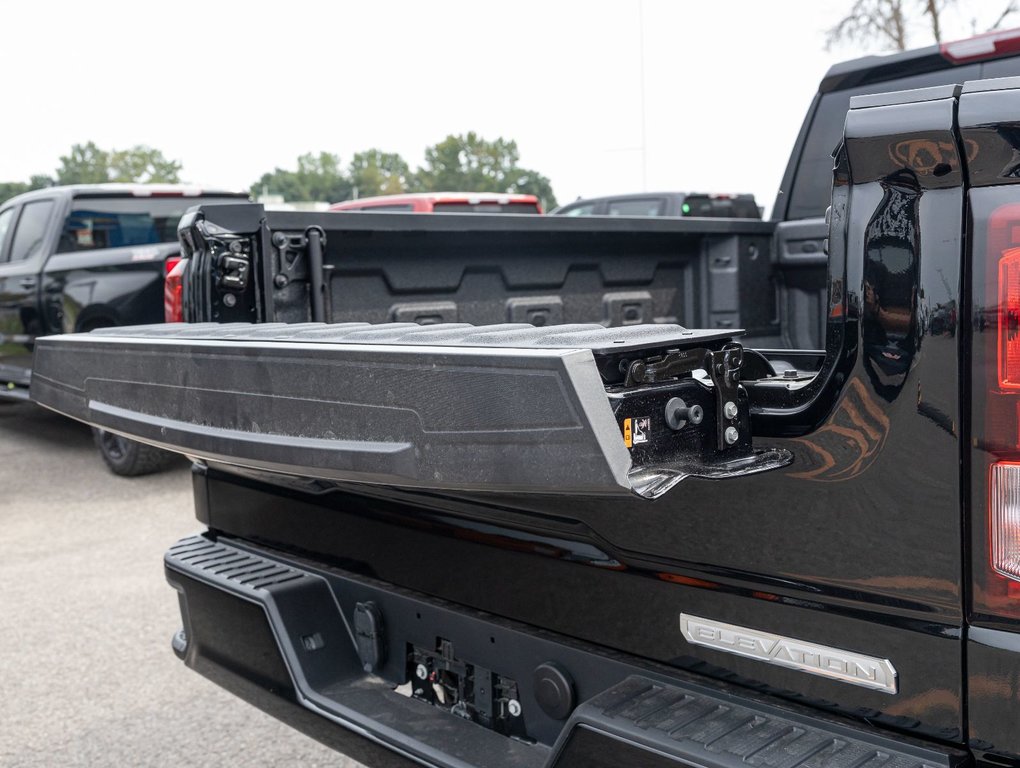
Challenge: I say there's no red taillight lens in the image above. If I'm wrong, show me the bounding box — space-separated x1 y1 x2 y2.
992 205 1020 389
998 248 1020 388
165 255 182 275
164 257 187 323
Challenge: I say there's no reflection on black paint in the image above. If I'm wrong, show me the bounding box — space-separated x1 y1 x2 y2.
862 170 921 401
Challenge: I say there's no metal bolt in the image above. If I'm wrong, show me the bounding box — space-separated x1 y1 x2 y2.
222 293 237 308
687 404 704 425
229 240 243 253
508 699 522 717
274 274 289 288
724 401 738 420
724 426 739 445
415 663 428 680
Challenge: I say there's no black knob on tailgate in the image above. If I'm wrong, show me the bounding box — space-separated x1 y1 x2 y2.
664 397 703 430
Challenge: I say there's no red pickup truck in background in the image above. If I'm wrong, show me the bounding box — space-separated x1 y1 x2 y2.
330 192 542 214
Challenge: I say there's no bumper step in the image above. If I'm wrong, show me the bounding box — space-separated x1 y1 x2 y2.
165 535 964 768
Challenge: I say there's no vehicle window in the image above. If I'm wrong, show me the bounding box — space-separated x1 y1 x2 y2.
786 64 980 220
0 208 14 261
8 200 55 262
558 203 598 216
606 198 664 216
682 195 761 219
980 58 1020 79
432 202 540 213
347 204 415 211
56 196 241 253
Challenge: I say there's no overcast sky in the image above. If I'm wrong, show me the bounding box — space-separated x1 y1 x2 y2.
1 1 1000 213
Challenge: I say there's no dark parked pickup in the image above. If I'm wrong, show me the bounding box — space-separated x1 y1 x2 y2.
0 184 247 473
550 191 761 219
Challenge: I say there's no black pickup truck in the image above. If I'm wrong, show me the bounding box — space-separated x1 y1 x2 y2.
28 70 1020 768
0 183 248 473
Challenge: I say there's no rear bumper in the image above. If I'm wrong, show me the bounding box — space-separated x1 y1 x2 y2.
166 534 966 768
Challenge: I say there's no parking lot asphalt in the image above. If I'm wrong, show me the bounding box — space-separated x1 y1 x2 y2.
0 402 361 767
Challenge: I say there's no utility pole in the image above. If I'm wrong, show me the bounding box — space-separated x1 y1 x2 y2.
638 0 648 191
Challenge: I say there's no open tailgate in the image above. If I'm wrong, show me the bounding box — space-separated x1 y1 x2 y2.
30 322 789 498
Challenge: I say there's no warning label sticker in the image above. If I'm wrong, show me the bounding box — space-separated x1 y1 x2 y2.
623 416 651 448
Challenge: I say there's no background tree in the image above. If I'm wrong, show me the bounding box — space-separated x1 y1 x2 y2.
56 142 181 184
249 137 557 207
56 142 110 184
252 151 352 203
108 146 182 183
412 132 557 208
0 175 55 204
348 150 410 198
827 0 1019 51
0 182 30 203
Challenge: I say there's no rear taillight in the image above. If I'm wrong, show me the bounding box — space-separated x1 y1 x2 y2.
991 463 1020 581
164 255 182 275
164 257 187 323
974 199 1020 617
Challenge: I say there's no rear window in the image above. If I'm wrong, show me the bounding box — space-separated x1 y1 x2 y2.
681 196 760 219
57 196 243 252
432 202 540 214
557 202 598 216
345 204 415 212
606 198 665 216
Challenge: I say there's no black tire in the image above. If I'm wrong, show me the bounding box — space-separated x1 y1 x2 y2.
92 428 176 477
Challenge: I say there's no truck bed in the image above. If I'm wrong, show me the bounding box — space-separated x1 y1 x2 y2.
179 206 783 345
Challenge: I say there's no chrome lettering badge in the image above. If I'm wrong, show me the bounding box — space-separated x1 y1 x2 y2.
679 614 898 694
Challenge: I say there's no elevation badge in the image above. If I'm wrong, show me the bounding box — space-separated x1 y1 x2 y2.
679 614 898 694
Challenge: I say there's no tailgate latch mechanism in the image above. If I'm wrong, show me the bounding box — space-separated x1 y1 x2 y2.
624 342 745 451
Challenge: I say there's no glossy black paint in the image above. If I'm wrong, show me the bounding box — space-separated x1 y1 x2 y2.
966 628 1020 764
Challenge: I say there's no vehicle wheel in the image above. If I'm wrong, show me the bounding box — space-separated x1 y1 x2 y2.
92 428 176 476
